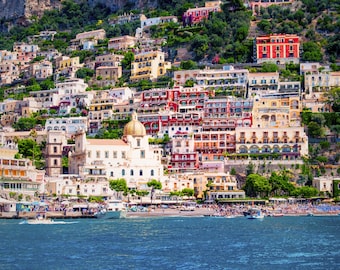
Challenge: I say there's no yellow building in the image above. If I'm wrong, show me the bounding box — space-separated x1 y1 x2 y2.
252 96 301 128
130 50 171 82
55 56 80 71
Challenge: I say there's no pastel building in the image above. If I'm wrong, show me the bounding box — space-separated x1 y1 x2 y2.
169 132 199 172
141 16 178 29
251 96 301 128
235 126 308 159
45 117 88 134
13 42 39 63
313 176 337 196
130 50 171 82
205 172 245 201
55 56 81 76
250 0 294 15
29 60 53 80
0 147 45 196
68 112 164 189
254 34 300 64
75 29 106 42
45 174 113 197
247 72 279 97
304 71 340 97
108 35 137 51
183 1 222 25
88 88 133 134
29 78 88 109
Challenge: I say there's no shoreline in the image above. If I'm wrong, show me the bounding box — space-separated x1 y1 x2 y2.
1 207 340 219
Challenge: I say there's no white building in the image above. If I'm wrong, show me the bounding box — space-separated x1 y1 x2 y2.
45 117 88 135
68 112 164 189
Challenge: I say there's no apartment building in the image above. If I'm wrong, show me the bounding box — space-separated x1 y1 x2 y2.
250 0 294 15
254 34 300 64
108 35 137 51
130 50 171 82
170 133 199 172
247 72 279 97
183 1 222 25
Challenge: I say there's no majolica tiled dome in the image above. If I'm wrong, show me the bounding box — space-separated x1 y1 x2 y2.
123 112 146 137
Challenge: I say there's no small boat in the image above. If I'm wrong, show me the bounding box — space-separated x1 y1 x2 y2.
246 208 265 219
22 215 55 225
100 199 127 219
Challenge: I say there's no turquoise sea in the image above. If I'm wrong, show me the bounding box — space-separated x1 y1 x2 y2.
0 216 339 270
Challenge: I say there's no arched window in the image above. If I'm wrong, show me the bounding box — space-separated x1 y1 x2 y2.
139 170 143 176
122 169 125 176
130 169 134 176
151 170 154 176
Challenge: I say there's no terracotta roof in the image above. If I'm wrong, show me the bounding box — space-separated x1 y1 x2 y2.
87 139 127 146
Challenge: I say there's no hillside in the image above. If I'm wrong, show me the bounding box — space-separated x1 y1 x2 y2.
0 0 338 64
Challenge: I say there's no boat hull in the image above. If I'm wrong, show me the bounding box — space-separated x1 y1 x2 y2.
105 210 127 219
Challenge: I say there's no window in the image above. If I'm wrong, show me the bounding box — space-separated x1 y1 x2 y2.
122 151 126 159
110 172 113 177
130 169 134 176
137 139 141 147
140 150 145 158
122 169 125 176
105 151 109 158
113 151 117 158
53 146 57 153
54 159 58 166
151 170 154 176
96 151 100 158
139 170 143 176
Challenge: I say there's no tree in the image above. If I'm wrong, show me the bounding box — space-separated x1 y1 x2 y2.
291 186 318 198
243 174 271 198
147 179 162 190
180 60 197 70
261 62 279 72
17 138 42 164
13 117 37 131
230 168 237 175
76 67 95 79
109 178 127 199
324 87 340 112
302 41 323 62
181 188 194 197
307 121 325 137
121 51 134 70
246 162 255 176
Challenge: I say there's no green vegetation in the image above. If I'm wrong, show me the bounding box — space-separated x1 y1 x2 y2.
243 172 319 198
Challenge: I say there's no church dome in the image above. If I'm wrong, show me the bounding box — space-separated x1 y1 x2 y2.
123 112 146 137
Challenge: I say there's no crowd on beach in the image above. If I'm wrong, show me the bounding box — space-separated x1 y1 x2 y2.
200 202 340 217
7 199 340 219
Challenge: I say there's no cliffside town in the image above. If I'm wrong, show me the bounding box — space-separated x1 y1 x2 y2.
0 0 339 205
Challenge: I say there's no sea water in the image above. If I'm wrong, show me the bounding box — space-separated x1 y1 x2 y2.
0 216 339 270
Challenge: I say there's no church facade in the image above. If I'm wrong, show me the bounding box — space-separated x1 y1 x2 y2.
68 112 164 189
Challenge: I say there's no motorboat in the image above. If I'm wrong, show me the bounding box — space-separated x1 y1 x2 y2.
245 208 265 219
100 199 127 219
22 215 55 224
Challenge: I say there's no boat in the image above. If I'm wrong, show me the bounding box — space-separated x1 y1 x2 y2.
245 208 265 219
102 199 127 219
21 215 55 224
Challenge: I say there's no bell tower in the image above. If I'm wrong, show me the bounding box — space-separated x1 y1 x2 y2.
46 130 65 176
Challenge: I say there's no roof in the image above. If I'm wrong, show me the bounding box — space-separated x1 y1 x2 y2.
87 139 127 146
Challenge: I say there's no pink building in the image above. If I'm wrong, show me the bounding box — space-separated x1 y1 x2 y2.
183 1 222 25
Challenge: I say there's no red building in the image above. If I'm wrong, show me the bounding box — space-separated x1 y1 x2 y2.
255 34 300 64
